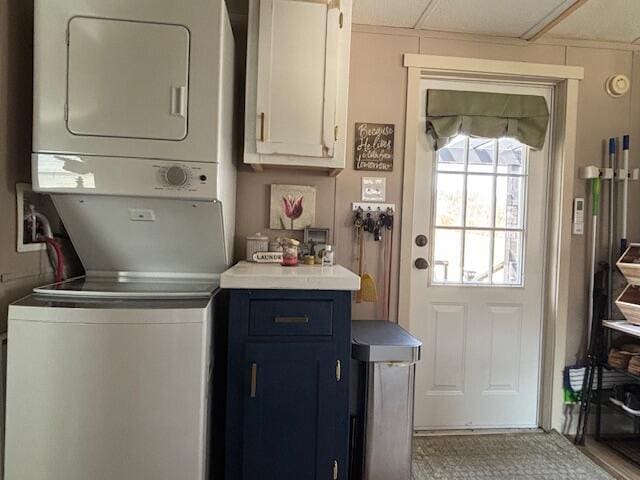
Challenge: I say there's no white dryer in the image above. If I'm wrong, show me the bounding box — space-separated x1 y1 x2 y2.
30 0 237 269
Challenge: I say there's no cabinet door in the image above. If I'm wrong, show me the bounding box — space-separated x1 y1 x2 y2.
255 0 341 158
242 342 337 480
67 17 190 141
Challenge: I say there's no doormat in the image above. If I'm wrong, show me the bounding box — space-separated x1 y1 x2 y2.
412 431 613 479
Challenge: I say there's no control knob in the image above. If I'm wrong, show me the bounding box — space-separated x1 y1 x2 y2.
165 166 188 187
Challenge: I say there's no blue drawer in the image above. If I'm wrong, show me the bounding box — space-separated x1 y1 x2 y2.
248 299 333 336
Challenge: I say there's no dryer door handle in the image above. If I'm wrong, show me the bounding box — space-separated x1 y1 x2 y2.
170 86 187 117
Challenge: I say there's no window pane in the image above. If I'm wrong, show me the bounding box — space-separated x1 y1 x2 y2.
493 231 523 285
468 138 495 173
463 230 491 283
498 138 525 174
435 173 464 227
465 175 493 228
437 135 465 172
433 229 462 283
495 176 524 229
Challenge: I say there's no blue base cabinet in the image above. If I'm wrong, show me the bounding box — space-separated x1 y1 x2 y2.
224 289 351 480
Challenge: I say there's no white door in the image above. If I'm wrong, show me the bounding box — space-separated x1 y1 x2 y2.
67 17 190 141
255 0 341 157
409 78 551 429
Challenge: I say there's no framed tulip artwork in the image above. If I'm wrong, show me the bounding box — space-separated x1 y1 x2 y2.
269 184 317 230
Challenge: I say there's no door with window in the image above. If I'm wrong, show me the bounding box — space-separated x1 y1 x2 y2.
409 79 551 429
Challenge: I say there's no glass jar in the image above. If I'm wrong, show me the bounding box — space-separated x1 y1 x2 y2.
281 244 298 266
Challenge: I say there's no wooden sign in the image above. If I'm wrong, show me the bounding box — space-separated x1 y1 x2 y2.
354 123 394 171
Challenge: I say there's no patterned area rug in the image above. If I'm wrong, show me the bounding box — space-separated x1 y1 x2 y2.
412 431 613 479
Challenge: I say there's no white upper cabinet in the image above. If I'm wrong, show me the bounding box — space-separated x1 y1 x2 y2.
67 17 190 141
245 0 352 173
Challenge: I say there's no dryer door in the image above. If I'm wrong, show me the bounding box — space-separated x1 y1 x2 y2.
67 17 190 141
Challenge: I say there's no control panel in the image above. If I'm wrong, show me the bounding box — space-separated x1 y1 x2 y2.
154 164 210 193
33 154 218 201
572 197 584 235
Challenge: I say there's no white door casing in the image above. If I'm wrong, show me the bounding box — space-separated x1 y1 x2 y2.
399 55 583 432
409 78 552 429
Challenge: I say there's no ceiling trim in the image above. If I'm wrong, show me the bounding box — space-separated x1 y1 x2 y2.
413 0 441 30
522 0 590 42
520 0 576 41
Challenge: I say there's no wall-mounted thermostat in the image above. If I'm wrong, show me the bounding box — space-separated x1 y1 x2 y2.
572 197 585 235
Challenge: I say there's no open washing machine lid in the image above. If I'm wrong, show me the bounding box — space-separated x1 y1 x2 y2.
33 275 219 299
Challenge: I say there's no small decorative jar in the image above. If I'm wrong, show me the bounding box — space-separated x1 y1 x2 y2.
246 233 269 262
280 238 300 266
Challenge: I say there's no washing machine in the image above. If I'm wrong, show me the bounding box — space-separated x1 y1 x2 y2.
5 278 223 480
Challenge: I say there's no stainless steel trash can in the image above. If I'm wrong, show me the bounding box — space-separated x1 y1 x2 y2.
349 321 422 480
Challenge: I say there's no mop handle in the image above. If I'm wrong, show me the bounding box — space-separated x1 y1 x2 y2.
608 138 615 321
592 176 601 216
621 134 629 253
587 176 600 348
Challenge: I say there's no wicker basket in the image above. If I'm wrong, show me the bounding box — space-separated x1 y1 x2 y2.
617 244 640 286
629 355 640 376
616 284 640 325
609 348 634 369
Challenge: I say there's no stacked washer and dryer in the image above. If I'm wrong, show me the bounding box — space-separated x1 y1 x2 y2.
5 0 235 479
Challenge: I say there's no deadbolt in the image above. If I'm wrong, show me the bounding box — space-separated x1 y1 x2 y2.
415 235 428 247
414 258 430 270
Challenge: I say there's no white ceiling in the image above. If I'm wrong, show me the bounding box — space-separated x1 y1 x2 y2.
548 0 640 43
352 0 640 44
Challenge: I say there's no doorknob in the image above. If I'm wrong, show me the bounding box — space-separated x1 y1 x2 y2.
415 258 430 270
415 235 428 247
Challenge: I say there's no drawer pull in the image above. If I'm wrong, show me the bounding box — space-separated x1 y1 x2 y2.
250 363 258 398
274 315 309 324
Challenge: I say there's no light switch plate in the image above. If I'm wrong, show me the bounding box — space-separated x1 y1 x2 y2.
362 177 386 202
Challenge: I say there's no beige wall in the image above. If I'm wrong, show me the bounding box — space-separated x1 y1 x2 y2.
0 0 51 332
235 24 640 365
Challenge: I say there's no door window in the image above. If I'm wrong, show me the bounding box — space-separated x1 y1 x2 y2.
432 135 528 286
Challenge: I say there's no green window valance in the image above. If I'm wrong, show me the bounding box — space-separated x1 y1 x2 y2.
426 89 550 151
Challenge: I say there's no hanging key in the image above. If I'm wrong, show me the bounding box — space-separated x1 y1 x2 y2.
353 208 364 229
364 212 374 233
373 217 383 242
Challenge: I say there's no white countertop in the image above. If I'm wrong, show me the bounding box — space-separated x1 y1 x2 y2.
220 262 361 291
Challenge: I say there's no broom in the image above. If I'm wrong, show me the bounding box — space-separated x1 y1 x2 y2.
359 229 378 303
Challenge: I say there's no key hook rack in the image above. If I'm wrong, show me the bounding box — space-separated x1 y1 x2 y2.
352 202 395 212
352 202 395 242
